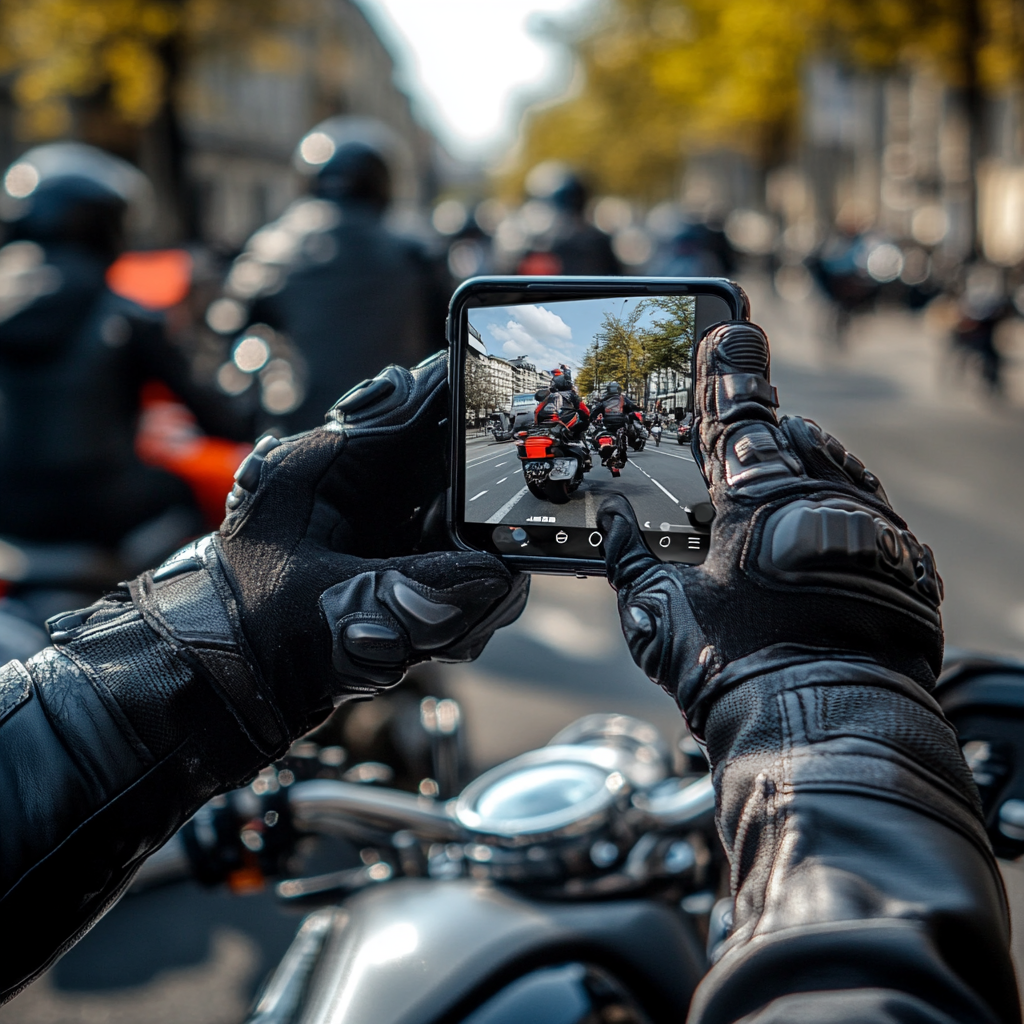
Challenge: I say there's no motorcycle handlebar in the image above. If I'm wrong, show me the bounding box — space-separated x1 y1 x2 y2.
288 779 463 841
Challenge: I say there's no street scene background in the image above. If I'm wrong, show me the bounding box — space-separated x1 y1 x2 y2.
3 0 1024 1020
464 294 705 544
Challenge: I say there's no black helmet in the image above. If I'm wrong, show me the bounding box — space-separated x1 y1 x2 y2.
295 117 400 212
606 381 622 395
525 161 588 215
2 143 149 261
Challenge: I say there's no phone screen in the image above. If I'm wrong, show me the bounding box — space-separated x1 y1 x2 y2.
456 289 731 566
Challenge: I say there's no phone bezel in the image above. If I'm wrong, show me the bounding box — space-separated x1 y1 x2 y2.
446 276 749 575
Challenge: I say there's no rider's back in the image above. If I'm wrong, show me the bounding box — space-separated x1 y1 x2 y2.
248 202 440 433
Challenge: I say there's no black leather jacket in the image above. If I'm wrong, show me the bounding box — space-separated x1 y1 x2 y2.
227 198 449 435
0 243 245 543
591 392 640 431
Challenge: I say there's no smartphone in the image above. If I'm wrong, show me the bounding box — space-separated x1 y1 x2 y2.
448 277 749 574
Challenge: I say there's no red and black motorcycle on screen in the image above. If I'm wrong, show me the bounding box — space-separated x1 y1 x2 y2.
590 424 629 478
514 422 592 503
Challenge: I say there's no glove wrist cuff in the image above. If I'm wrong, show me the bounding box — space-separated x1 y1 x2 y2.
126 535 289 759
685 643 927 735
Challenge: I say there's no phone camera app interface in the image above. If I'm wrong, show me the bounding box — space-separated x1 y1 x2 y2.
463 295 712 563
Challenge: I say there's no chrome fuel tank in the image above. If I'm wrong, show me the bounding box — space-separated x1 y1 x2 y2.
248 879 706 1024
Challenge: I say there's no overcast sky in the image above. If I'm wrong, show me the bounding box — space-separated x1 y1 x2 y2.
355 0 596 161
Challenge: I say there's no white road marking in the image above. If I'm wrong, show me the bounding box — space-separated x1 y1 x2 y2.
467 449 513 468
628 460 684 507
495 477 508 484
645 446 696 464
493 462 508 468
485 485 529 524
650 478 681 504
469 490 488 501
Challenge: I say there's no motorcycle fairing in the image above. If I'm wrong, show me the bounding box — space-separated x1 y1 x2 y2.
270 878 705 1024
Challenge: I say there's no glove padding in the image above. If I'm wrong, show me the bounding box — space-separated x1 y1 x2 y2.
598 321 943 734
141 351 527 746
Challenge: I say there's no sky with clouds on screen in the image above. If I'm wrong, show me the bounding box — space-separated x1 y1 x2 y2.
468 297 666 372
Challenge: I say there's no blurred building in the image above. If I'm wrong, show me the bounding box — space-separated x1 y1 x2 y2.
678 61 1024 282
0 1 443 251
181 1 440 249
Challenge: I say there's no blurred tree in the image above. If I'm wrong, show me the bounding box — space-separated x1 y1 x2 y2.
512 0 1024 218
0 0 313 237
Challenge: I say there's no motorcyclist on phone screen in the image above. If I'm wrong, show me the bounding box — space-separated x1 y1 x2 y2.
212 117 448 436
0 143 246 546
0 328 1018 1023
591 381 643 446
533 365 590 440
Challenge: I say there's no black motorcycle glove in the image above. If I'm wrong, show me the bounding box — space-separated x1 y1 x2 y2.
599 323 1018 1024
51 350 527 774
0 351 526 1004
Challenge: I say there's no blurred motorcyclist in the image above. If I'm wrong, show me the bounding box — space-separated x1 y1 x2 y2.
214 117 448 434
0 143 244 547
533 365 590 440
951 265 1012 393
517 163 622 276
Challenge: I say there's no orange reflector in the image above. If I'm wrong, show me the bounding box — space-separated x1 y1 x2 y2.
227 865 265 895
107 249 193 310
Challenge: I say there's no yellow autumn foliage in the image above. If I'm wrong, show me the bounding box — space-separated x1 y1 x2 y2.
0 0 310 138
512 0 1024 200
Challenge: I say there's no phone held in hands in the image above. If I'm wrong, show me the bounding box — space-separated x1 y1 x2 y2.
447 276 749 575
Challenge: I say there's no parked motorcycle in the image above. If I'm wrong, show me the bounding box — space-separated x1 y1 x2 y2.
514 425 591 503
135 709 720 1024
488 411 515 443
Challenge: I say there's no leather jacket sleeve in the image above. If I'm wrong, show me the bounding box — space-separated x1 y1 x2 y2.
685 655 1019 1024
0 595 258 1005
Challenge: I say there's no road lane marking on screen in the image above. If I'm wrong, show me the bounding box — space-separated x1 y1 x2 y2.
495 477 508 484
629 460 683 506
645 447 696 464
493 462 508 468
485 486 529 524
467 449 513 468
469 490 488 501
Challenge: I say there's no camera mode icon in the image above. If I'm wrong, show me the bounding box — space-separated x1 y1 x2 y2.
555 531 569 544
588 531 603 547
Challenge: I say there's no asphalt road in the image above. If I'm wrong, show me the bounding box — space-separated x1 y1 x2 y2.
464 434 709 536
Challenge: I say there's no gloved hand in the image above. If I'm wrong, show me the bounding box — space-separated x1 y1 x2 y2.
598 321 943 733
55 351 528 771
598 323 1017 1024
1 351 527 1005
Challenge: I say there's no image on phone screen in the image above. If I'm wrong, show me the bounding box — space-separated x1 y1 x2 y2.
460 294 715 564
